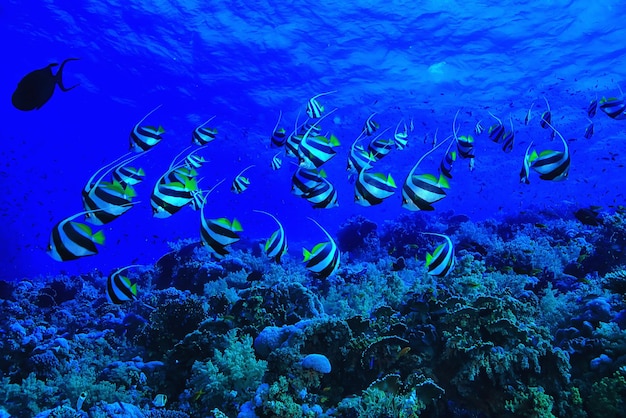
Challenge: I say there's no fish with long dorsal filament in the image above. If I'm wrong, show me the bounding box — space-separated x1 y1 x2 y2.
254 210 288 263
303 217 340 278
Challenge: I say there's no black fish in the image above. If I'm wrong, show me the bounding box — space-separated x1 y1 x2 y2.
12 58 79 110
574 208 602 226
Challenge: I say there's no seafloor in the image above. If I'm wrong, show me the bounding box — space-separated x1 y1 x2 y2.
2 207 626 418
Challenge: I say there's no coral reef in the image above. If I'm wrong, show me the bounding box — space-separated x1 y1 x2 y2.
2 210 626 417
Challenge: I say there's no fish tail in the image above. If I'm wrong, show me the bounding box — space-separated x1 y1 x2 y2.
56 58 80 92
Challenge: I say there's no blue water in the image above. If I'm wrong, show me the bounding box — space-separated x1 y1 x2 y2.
2 0 625 280
3 2 626 417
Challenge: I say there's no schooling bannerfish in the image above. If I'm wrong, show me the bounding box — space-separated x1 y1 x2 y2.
12 58 79 110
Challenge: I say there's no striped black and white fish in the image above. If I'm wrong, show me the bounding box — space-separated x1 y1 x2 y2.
48 210 105 262
107 265 142 304
297 110 339 169
83 153 142 225
151 178 198 218
367 128 394 161
355 170 396 206
192 116 218 146
401 139 451 211
185 153 207 169
254 210 288 263
306 90 336 119
530 121 571 181
130 105 165 152
271 152 282 171
599 96 626 120
292 167 325 197
422 232 455 277
231 165 255 194
439 138 457 179
451 110 475 170
298 133 340 169
456 135 475 159
201 216 243 260
584 119 594 139
524 102 534 126
286 132 304 158
347 134 375 181
113 165 145 187
488 112 505 143
151 150 202 218
303 176 338 209
394 119 409 149
540 96 552 129
270 110 287 148
474 120 484 135
302 218 340 278
362 112 379 136
501 115 515 153
83 180 137 225
519 141 536 184
587 98 598 119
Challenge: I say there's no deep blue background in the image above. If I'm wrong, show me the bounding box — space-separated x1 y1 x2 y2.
2 0 625 280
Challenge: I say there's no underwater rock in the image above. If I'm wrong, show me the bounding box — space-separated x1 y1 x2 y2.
232 282 323 329
590 353 612 371
301 353 332 373
337 215 378 253
154 243 227 292
574 297 613 326
254 325 299 359
0 280 15 301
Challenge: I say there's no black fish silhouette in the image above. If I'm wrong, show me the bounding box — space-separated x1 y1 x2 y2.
11 58 79 110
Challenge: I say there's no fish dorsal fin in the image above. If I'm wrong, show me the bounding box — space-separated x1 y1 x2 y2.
85 152 135 193
302 108 337 142
253 210 283 233
236 165 256 178
310 90 337 102
308 217 334 246
488 111 503 126
272 110 282 134
197 115 216 130
420 232 453 258
136 105 163 127
406 135 452 180
540 120 568 156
